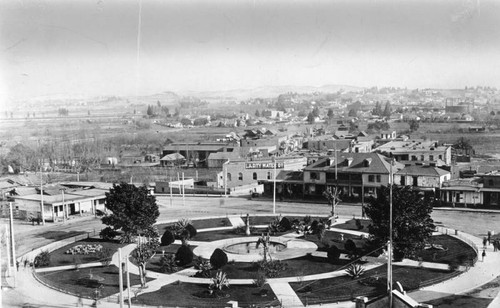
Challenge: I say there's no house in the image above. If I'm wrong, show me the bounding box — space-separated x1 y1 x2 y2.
162 141 240 167
394 165 451 191
145 154 160 163
160 153 186 167
11 184 108 222
207 151 241 168
374 139 452 166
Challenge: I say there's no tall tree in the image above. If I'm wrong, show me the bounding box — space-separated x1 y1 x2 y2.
327 108 334 119
306 112 315 124
408 119 419 132
255 109 260 117
383 101 392 117
132 240 159 287
364 185 435 260
102 182 160 243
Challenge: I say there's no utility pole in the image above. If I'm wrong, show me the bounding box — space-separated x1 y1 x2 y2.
388 159 394 308
60 188 66 223
125 252 132 308
40 167 45 225
273 157 276 215
118 248 124 308
9 202 17 287
182 172 185 206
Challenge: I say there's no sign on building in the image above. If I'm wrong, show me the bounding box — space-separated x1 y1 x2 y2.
245 162 284 169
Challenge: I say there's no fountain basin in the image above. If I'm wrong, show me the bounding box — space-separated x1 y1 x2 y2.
193 236 318 262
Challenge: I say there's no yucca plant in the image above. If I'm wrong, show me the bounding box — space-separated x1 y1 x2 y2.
209 271 230 298
345 263 366 279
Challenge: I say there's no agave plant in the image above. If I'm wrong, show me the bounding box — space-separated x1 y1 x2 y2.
256 233 272 262
209 271 230 297
345 263 366 279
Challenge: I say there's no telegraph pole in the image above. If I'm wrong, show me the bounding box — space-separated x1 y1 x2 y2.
118 248 124 308
273 157 276 215
9 202 17 287
388 159 394 308
40 168 45 225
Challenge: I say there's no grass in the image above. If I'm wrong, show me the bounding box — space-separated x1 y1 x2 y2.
36 265 150 299
333 218 372 231
290 265 458 305
38 230 87 241
415 235 477 265
156 217 231 231
46 238 128 267
134 282 279 308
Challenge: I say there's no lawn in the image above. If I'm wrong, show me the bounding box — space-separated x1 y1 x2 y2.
156 217 231 231
36 265 150 299
334 218 372 231
134 282 279 308
45 238 129 267
415 235 477 265
290 265 459 305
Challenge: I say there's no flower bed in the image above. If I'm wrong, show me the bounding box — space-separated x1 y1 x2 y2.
65 244 103 255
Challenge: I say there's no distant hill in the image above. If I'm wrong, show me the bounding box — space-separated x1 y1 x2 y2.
175 84 364 100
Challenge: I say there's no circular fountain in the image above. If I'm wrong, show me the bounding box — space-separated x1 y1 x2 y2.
193 236 318 262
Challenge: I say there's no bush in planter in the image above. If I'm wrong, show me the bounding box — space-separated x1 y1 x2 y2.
175 245 194 266
160 230 175 246
160 254 178 273
327 245 341 264
34 250 50 268
310 220 319 234
210 248 228 270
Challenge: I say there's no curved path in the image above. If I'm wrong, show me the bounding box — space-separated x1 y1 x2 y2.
4 197 500 307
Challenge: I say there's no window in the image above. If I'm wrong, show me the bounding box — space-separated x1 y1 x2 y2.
267 172 272 180
420 155 425 161
238 173 243 181
489 179 494 186
411 156 417 161
310 172 319 180
227 173 232 181
253 172 257 180
376 175 381 182
413 176 418 186
429 155 434 161
368 175 375 182
438 155 442 160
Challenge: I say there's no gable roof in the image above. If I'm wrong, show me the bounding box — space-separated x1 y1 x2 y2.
160 153 186 161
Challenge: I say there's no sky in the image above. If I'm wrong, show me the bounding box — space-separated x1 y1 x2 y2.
1 0 500 106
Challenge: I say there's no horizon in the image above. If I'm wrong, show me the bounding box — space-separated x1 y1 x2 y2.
2 0 500 107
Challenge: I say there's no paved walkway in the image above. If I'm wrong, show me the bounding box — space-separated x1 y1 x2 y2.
6 214 500 308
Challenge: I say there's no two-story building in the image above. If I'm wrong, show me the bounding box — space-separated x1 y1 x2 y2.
303 153 404 200
374 139 452 166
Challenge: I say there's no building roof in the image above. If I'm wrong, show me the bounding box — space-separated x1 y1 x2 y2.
305 152 404 174
160 153 186 161
396 165 450 177
375 139 449 154
207 152 241 160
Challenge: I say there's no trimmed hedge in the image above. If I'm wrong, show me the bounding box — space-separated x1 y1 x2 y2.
175 245 194 266
210 248 228 270
161 230 175 246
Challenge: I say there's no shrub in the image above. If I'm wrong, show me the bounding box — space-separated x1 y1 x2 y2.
160 254 178 273
210 248 228 270
310 220 319 234
194 257 212 277
209 271 230 298
100 227 119 241
175 245 194 266
258 260 287 278
160 230 175 246
303 215 312 225
345 263 365 279
253 271 268 288
34 250 50 268
327 245 341 264
355 219 364 230
345 239 356 253
185 224 197 239
279 217 291 231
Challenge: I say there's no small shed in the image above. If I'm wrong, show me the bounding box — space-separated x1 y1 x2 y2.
160 153 186 167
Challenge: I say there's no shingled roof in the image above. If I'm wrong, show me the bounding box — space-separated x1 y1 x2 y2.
305 153 404 174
